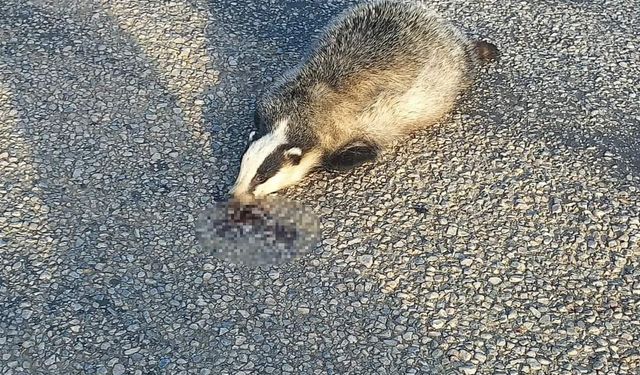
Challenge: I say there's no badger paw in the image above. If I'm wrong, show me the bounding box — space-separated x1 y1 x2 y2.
323 140 379 172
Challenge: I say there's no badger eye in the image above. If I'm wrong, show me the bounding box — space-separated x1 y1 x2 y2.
254 174 268 185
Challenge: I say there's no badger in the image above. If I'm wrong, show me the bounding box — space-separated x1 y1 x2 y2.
230 0 498 203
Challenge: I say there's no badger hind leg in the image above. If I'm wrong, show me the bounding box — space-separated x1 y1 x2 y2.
322 140 380 172
473 40 499 62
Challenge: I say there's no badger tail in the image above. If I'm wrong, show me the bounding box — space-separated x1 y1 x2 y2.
473 40 499 63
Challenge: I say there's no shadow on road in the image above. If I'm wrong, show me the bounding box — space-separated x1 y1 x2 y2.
1 0 638 374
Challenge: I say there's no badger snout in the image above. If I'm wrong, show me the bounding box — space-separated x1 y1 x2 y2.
231 193 256 205
228 185 256 205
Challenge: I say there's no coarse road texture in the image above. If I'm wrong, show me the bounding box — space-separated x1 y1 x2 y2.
1 0 639 374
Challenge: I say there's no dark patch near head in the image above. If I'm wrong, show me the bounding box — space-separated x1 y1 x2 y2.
322 139 379 172
253 108 269 137
474 40 499 62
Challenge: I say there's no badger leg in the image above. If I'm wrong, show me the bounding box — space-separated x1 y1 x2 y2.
323 140 379 172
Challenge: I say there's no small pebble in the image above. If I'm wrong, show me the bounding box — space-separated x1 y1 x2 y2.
358 254 374 268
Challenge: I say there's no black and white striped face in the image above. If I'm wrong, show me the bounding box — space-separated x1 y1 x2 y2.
229 119 320 203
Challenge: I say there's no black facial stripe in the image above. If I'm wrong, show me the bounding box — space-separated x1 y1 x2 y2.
289 152 302 165
251 144 290 188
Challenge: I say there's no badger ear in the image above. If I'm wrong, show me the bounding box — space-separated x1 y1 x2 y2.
323 140 379 172
284 146 303 165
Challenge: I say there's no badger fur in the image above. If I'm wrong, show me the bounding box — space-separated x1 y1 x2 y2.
230 0 498 203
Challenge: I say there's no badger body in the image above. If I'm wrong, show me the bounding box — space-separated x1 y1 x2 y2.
230 0 498 202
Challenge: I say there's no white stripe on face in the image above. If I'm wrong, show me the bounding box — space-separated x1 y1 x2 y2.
229 118 289 198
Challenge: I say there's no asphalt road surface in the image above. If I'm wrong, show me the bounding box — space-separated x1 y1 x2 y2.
1 0 639 374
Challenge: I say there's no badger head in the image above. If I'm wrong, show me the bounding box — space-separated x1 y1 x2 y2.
229 115 321 204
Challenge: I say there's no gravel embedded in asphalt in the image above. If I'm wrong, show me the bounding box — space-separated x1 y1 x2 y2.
1 0 639 374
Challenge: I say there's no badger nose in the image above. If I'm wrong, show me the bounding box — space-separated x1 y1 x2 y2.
229 190 256 205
